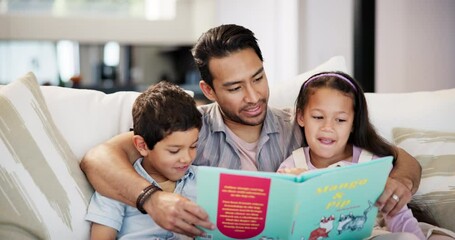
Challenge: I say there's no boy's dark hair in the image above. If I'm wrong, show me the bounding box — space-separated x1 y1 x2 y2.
191 24 264 89
132 81 202 150
296 71 397 160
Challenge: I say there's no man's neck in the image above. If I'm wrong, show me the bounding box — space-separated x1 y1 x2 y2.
224 121 262 143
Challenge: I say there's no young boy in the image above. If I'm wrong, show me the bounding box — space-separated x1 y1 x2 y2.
85 81 202 240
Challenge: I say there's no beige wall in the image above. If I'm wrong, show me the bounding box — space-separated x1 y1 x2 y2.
376 0 455 92
1 0 454 92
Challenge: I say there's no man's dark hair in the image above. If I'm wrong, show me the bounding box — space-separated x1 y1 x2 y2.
191 24 263 89
132 81 202 149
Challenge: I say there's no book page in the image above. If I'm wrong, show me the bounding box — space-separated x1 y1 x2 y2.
197 168 298 239
291 156 392 239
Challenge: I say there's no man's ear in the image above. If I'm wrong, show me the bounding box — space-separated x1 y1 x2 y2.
132 135 149 157
199 80 216 102
296 110 305 127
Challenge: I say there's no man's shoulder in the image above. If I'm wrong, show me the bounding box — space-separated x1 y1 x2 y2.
267 106 295 123
197 102 216 114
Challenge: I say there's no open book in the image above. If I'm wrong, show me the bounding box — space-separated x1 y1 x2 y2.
196 156 393 240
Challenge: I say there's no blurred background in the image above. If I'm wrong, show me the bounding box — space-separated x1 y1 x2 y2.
1 0 454 102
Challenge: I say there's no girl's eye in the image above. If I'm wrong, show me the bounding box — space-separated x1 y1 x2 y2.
336 118 347 123
312 116 323 120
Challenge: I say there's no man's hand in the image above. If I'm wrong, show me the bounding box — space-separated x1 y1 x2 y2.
376 177 412 217
144 191 215 237
277 167 308 175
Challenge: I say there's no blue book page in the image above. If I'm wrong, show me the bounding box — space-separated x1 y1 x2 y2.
296 156 393 182
196 157 393 240
197 167 299 239
290 156 393 239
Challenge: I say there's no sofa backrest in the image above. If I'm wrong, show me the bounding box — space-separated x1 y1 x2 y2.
366 89 455 142
39 56 455 160
40 86 140 161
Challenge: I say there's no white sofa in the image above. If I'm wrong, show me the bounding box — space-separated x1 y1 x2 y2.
1 56 454 239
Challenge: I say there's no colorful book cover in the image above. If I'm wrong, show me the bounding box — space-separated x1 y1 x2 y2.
196 156 393 240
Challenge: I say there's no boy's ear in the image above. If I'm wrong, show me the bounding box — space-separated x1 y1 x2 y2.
132 135 149 157
296 111 305 127
199 80 216 102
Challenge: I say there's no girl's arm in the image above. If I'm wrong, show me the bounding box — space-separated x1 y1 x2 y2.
90 223 117 240
384 205 426 240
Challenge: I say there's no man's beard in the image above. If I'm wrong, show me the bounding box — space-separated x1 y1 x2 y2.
219 100 267 126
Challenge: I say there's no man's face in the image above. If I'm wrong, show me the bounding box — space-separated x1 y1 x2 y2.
206 48 269 127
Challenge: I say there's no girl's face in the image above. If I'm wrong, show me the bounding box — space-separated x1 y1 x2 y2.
297 87 355 167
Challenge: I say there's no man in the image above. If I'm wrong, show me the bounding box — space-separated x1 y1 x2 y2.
81 24 421 238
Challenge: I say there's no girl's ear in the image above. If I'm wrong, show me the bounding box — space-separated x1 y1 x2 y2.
199 80 217 102
132 135 149 157
296 110 305 127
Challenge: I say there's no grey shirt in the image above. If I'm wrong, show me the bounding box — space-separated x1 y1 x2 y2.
194 103 302 172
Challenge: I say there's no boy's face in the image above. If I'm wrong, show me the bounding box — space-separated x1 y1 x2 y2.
141 128 199 182
202 48 269 128
297 88 354 167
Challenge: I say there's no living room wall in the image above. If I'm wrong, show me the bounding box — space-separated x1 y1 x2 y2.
1 0 454 93
376 0 455 92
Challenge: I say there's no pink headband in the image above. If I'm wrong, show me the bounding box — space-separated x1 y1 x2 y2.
303 73 357 92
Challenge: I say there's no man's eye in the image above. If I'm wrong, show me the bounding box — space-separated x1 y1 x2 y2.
253 76 263 82
227 86 241 92
169 149 179 154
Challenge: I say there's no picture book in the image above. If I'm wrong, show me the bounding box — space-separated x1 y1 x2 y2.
196 156 393 240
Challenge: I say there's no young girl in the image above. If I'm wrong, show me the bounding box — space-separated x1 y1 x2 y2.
278 71 429 239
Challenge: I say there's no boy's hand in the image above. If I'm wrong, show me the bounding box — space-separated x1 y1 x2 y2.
375 177 412 217
277 167 308 175
144 191 215 237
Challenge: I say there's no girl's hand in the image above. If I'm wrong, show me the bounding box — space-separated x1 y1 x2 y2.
277 167 308 175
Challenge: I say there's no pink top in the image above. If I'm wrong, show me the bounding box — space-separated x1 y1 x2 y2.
279 146 426 240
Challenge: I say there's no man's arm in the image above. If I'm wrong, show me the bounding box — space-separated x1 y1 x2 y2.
80 131 145 205
80 132 214 236
391 147 421 194
376 147 422 217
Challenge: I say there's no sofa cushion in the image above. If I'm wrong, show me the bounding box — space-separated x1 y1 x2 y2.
40 86 140 161
268 56 348 109
40 86 193 161
366 88 455 143
0 72 93 239
393 127 455 232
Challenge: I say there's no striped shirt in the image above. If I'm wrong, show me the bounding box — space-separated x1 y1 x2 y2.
194 103 302 172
